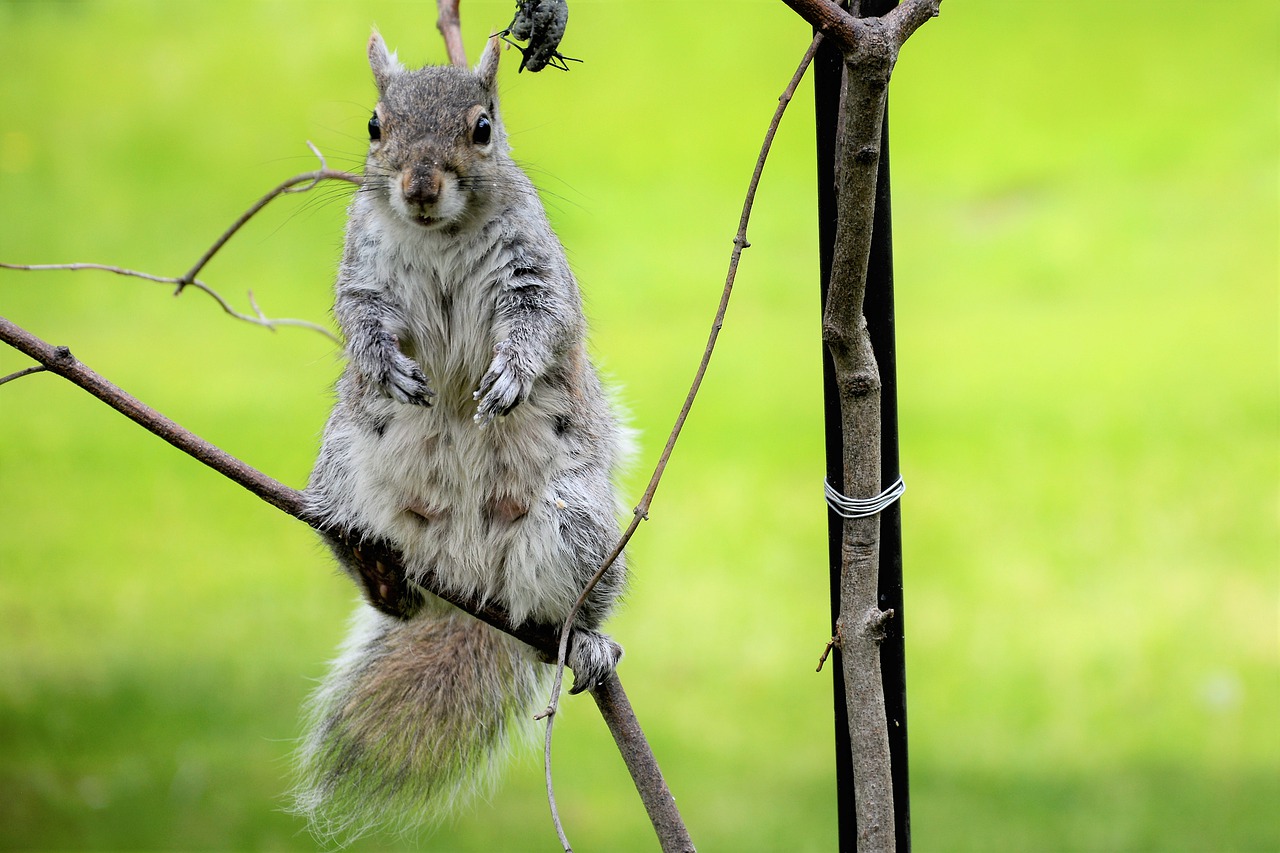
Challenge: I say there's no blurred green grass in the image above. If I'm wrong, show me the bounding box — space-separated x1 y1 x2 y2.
1 1 1276 850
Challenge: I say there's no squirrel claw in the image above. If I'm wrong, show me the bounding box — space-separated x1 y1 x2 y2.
566 630 623 694
474 342 531 423
383 355 435 406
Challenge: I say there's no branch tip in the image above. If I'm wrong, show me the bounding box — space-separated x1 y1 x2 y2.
436 0 468 67
816 628 843 672
0 363 49 386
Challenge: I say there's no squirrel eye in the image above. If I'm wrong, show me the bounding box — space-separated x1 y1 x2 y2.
472 115 492 146
368 112 381 141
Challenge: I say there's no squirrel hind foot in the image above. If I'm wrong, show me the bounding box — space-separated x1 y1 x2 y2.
565 629 623 695
334 532 427 619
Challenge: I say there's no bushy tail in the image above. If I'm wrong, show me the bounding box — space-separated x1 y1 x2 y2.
293 605 547 842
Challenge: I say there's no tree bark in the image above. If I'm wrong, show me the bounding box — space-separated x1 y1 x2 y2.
825 42 896 849
779 1 942 849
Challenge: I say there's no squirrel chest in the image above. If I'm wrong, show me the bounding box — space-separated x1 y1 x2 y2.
359 207 512 407
321 198 599 621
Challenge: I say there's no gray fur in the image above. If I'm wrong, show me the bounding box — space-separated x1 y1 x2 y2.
294 32 627 840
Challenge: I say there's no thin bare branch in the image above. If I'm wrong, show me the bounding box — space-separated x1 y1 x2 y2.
182 144 360 284
0 262 339 342
436 0 468 67
0 364 47 386
560 27 826 675
816 625 842 673
0 146 356 343
534 31 824 853
0 262 176 286
543 706 572 852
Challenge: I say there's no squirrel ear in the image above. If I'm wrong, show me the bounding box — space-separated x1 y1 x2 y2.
368 31 403 94
475 35 501 91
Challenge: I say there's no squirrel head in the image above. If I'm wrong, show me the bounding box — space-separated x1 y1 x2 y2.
363 32 507 231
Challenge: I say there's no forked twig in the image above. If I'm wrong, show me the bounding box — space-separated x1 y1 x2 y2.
537 31 826 853
0 143 358 343
181 142 359 287
0 261 340 341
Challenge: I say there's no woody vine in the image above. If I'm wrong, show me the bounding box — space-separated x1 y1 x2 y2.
0 2 942 851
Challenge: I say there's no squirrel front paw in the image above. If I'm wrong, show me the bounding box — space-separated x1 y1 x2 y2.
565 629 623 695
371 335 435 406
474 340 532 425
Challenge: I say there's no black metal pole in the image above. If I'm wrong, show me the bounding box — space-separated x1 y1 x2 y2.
814 3 910 849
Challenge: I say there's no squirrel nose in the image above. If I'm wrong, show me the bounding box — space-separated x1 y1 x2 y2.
402 165 443 207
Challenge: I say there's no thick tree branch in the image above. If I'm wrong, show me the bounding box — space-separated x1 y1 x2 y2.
0 313 554 649
883 0 943 48
795 0 942 849
826 54 895 853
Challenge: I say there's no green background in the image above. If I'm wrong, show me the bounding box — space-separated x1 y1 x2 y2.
1 1 1276 850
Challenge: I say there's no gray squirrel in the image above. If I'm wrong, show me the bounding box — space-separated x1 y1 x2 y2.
293 32 628 841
